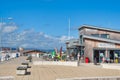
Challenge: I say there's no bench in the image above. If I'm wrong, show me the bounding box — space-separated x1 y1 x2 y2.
16 66 27 75
21 62 29 68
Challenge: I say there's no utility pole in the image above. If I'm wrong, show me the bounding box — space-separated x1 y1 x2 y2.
68 18 70 40
66 18 71 61
0 17 3 51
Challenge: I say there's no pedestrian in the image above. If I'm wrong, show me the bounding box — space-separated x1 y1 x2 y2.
0 56 1 62
94 57 97 65
102 57 105 63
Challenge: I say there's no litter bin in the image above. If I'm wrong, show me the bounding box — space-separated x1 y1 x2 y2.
85 57 89 63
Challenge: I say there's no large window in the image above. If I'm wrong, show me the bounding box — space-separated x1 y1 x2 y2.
91 34 99 37
80 35 83 44
101 34 110 39
91 34 110 39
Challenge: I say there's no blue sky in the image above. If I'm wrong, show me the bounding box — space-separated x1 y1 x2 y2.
1 0 120 49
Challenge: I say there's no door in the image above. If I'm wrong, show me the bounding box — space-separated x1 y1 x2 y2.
94 50 105 63
99 50 105 63
94 50 99 63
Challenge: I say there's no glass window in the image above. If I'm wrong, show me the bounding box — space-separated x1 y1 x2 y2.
101 34 110 39
80 35 83 44
91 34 99 37
114 50 120 57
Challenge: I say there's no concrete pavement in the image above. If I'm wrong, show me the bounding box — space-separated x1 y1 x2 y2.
0 56 120 80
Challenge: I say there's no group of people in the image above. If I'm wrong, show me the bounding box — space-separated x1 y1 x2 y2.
94 52 120 64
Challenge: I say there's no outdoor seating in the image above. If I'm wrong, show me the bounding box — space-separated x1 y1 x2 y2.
16 62 31 75
16 66 27 75
21 62 29 68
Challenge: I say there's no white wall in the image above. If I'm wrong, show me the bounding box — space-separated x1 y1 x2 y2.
33 61 78 67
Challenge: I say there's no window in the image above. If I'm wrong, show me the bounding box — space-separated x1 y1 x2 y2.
101 34 110 39
80 35 83 44
91 34 99 37
91 34 110 39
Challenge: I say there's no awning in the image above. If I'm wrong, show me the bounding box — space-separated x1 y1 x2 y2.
93 47 120 50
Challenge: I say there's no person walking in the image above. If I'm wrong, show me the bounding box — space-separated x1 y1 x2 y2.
77 53 80 66
94 57 97 65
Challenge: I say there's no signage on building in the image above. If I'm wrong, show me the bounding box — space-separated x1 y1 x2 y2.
97 43 115 48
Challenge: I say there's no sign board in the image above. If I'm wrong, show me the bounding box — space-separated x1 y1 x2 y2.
97 43 115 48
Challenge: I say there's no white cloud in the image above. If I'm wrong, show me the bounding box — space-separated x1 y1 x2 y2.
0 22 6 30
44 34 51 39
0 22 18 33
2 25 18 33
58 35 75 43
59 36 68 42
1 28 77 50
20 44 30 48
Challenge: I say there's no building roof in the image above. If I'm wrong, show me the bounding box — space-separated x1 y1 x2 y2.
65 39 79 44
78 25 120 33
83 35 120 44
23 50 45 54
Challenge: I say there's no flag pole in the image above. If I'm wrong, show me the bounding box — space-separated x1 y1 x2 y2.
68 18 70 40
66 18 71 61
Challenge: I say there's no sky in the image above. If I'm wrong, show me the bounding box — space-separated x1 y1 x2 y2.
0 0 120 50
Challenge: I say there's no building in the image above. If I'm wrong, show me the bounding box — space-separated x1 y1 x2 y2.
23 50 45 57
66 39 84 61
66 25 120 63
0 47 20 61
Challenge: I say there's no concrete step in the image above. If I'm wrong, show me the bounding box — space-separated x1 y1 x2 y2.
101 63 120 70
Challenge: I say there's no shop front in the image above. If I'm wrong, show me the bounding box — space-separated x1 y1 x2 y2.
93 48 120 63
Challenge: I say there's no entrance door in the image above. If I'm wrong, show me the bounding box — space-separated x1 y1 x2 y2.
109 50 120 63
99 50 105 63
94 50 105 63
94 50 99 63
109 50 114 63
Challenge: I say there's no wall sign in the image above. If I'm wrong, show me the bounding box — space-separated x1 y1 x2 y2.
98 43 115 48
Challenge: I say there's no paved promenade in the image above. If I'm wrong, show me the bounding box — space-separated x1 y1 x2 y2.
0 56 120 80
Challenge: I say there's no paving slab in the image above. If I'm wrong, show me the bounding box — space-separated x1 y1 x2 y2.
0 56 120 80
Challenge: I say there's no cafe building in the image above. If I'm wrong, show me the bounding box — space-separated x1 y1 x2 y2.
66 39 81 60
66 25 120 63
